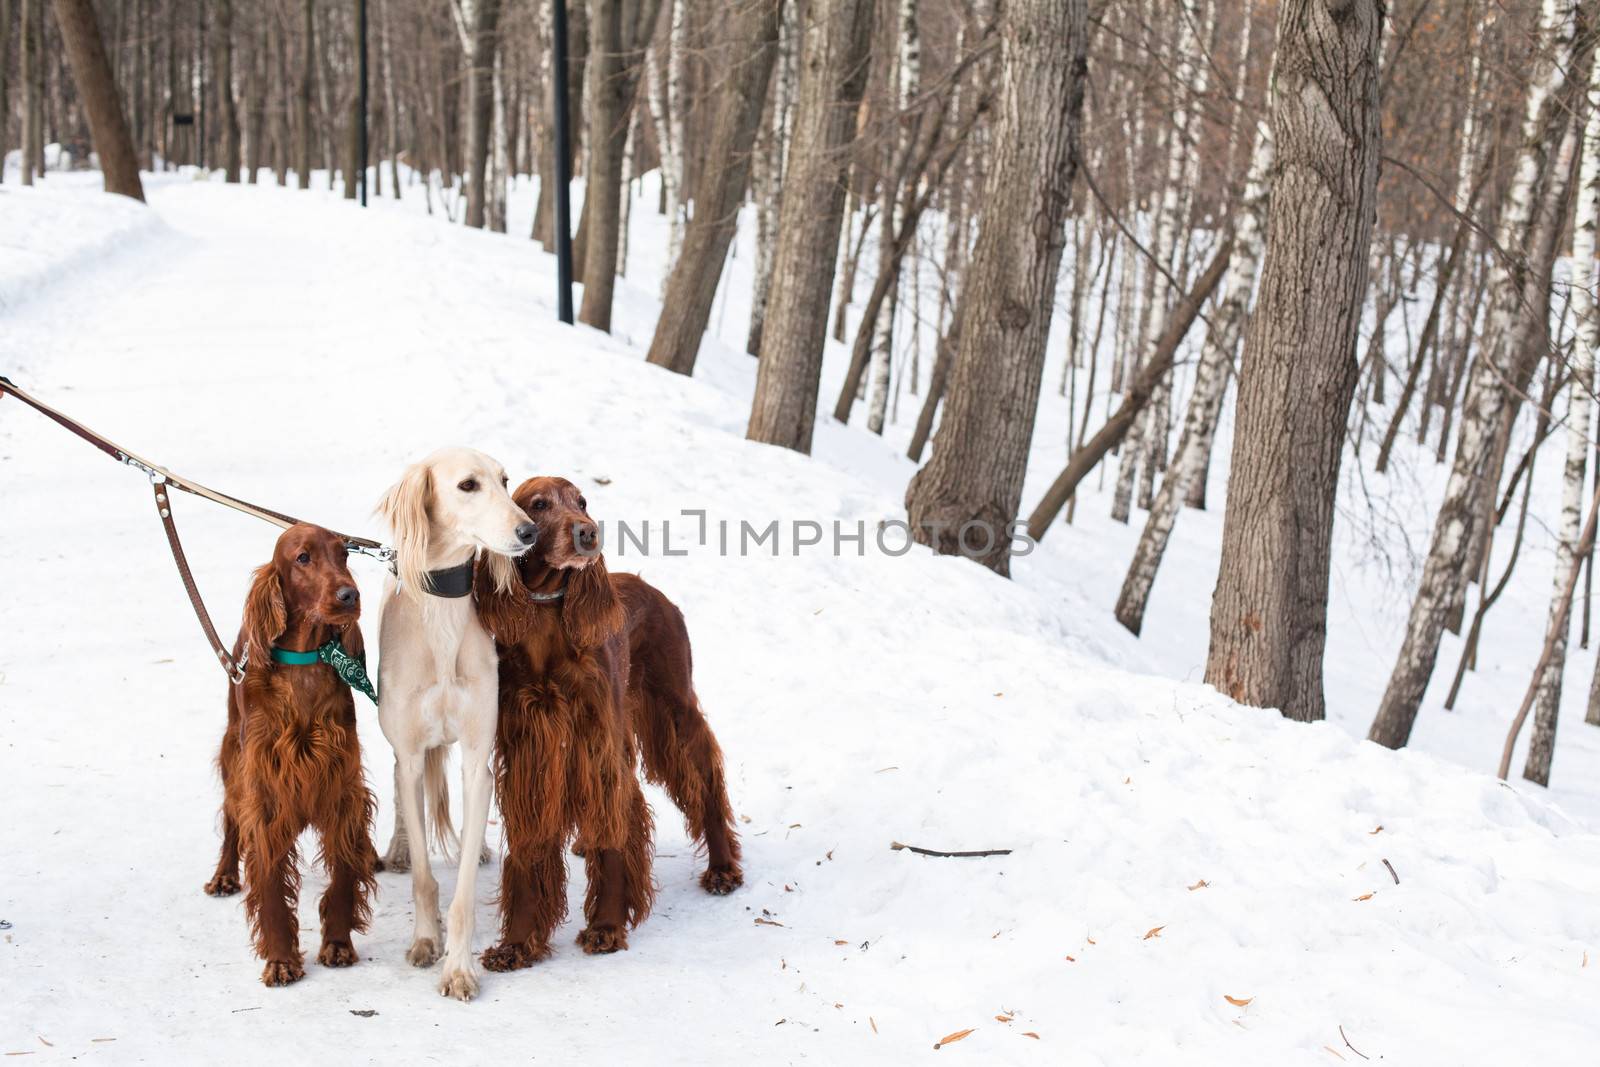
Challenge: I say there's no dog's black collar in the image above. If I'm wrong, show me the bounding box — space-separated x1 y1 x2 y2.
423 559 475 598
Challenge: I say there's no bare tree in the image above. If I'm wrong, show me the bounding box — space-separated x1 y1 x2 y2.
1204 0 1383 722
645 0 784 375
745 0 875 453
902 0 1089 576
52 0 144 200
577 0 664 332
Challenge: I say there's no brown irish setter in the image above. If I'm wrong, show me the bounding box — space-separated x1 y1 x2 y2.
204 524 378 987
475 476 743 970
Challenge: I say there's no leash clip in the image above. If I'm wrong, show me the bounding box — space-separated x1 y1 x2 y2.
120 451 166 484
347 541 398 566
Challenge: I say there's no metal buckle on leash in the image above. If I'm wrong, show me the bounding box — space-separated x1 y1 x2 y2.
120 452 167 484
346 541 398 567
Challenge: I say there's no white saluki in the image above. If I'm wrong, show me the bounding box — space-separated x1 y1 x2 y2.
375 447 534 1001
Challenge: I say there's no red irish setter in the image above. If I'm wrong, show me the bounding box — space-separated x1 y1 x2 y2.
204 524 378 987
475 477 743 969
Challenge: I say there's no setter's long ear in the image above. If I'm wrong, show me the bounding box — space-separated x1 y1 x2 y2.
474 553 532 645
377 461 433 600
562 555 624 650
243 564 287 658
339 616 366 662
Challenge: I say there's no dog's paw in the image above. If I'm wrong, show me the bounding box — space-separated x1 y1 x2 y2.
318 940 359 968
406 937 441 967
439 967 480 1002
576 924 628 955
700 864 744 896
381 839 411 873
204 873 241 897
480 940 549 971
478 843 493 867
261 959 305 987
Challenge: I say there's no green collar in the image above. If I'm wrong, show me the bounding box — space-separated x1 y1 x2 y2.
269 637 379 705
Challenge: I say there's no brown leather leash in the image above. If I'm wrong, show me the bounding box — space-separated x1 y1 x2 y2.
0 375 395 684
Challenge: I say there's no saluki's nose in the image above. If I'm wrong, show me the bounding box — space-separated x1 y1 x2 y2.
576 523 598 552
336 586 359 607
515 522 538 546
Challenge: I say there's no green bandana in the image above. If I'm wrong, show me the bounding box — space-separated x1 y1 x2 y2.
270 638 379 705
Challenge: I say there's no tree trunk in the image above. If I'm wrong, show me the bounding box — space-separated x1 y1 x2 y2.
298 0 314 189
0 0 12 184
903 0 1088 576
1116 124 1271 635
216 0 240 182
1204 0 1383 723
463 0 502 228
1369 0 1581 749
1025 239 1233 539
744 0 874 453
51 0 144 200
1526 59 1600 785
21 0 37 185
644 0 783 375
577 0 663 332
745 0 797 355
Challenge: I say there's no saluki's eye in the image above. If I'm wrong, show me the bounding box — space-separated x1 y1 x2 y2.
578 496 588 511
458 478 479 493
296 551 311 565
531 498 548 511
501 474 509 487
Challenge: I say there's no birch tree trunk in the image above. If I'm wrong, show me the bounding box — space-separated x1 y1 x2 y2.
865 0 920 435
643 0 783 375
1369 0 1581 749
52 0 144 200
1204 0 1383 723
1112 0 1202 524
745 0 798 355
903 0 1088 577
1116 123 1271 635
745 0 874 453
646 0 688 281
1527 61 1600 784
0 0 11 185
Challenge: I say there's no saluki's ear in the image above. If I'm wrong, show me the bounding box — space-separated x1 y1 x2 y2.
473 553 531 645
243 564 287 658
563 554 624 650
378 461 433 598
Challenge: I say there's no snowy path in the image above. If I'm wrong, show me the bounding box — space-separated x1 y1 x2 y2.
1 179 1598 1064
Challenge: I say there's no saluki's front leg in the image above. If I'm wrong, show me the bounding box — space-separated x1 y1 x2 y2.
395 749 443 967
439 741 493 1001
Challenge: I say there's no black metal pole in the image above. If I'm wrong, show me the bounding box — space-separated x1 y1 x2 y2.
551 0 574 324
358 0 369 206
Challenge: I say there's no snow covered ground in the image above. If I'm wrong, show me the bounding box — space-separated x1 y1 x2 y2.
1 169 1597 1064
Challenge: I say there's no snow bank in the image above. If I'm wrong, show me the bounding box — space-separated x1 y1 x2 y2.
0 179 1595 1064
0 174 163 314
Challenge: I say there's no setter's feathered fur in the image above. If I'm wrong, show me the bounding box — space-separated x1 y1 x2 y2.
475 477 743 969
204 525 377 987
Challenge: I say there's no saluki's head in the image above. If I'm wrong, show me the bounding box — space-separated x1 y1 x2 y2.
475 476 622 649
377 447 535 599
244 524 360 654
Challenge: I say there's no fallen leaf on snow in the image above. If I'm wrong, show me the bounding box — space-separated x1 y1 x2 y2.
1143 926 1165 940
1086 936 1096 945
755 917 784 927
934 1029 975 1049
1187 879 1210 891
1224 995 1253 1007
1022 1032 1040 1040
1352 893 1374 902
995 1014 1013 1023
740 815 751 823
1369 826 1383 835
834 939 849 945
1323 1047 1345 1061
1583 951 1589 968
1063 955 1076 962
870 1017 878 1034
